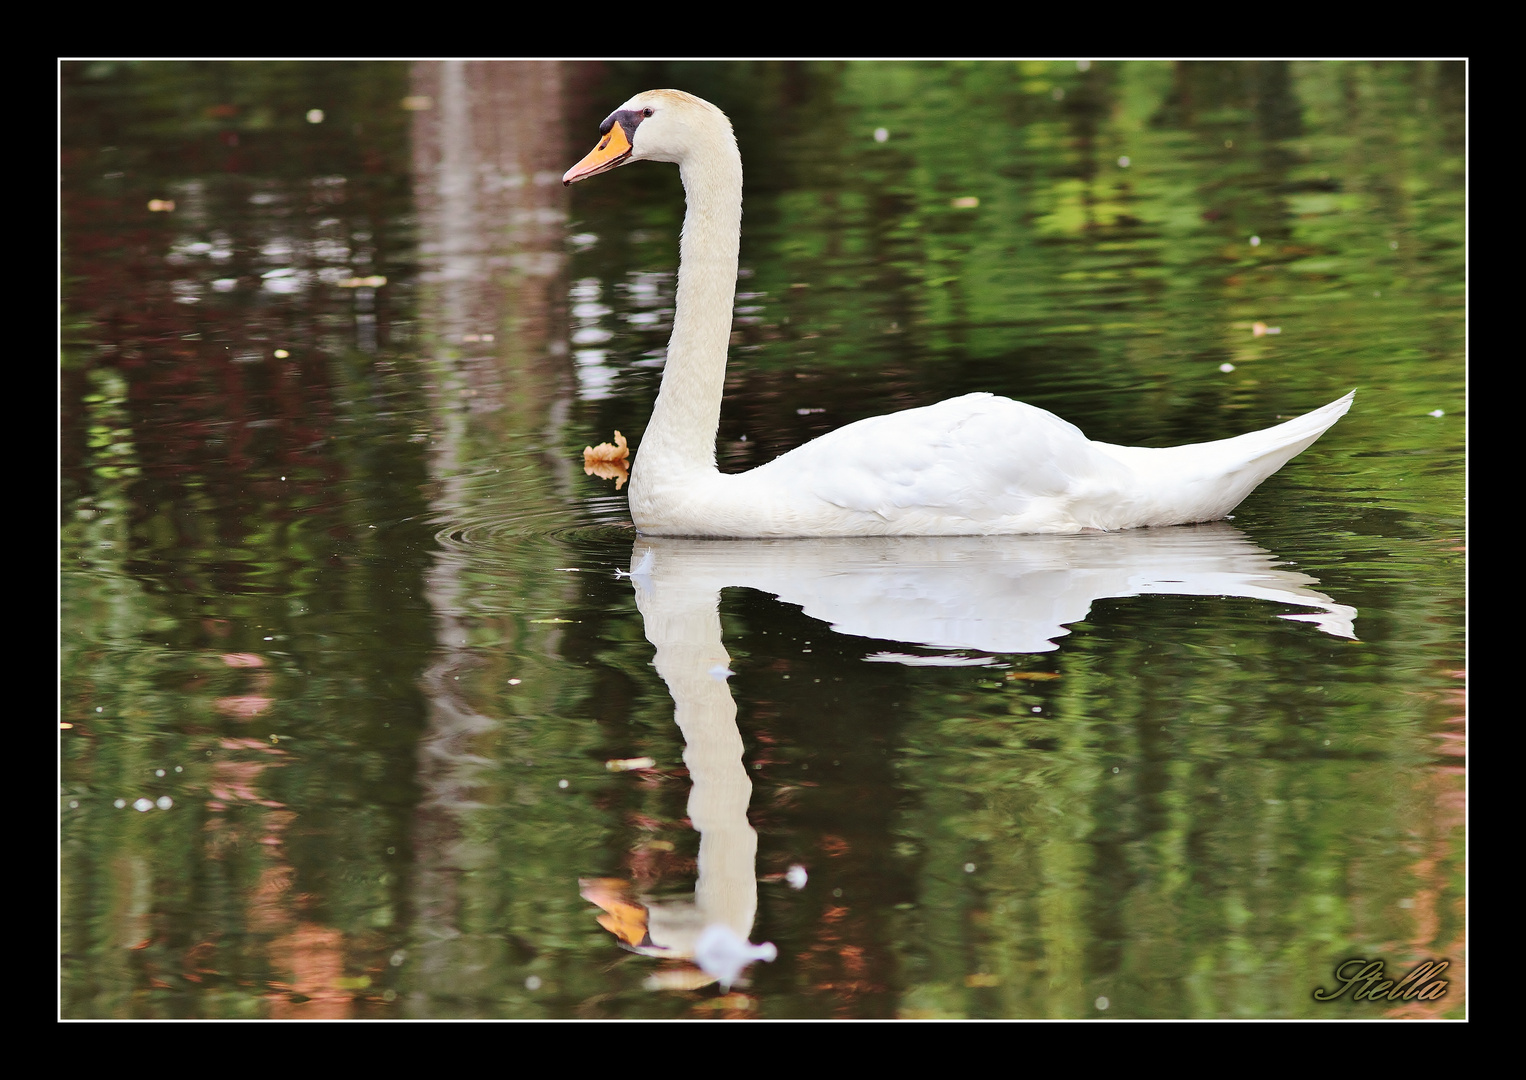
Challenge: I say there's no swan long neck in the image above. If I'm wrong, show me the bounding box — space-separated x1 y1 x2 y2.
637 130 742 478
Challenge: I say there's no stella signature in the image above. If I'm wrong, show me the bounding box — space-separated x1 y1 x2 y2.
1313 958 1450 1002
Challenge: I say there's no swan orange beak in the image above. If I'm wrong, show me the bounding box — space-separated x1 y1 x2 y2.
563 122 634 185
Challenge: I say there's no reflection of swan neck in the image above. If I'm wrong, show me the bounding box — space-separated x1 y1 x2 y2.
634 574 757 939
632 138 742 489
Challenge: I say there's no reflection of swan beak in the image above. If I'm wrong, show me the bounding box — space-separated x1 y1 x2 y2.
563 122 633 185
694 924 776 990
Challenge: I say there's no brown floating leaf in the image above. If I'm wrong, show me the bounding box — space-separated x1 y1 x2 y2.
583 431 630 489
578 877 650 947
584 430 629 464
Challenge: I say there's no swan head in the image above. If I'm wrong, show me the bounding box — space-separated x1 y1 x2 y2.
563 89 733 184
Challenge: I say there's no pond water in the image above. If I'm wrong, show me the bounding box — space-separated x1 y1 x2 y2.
60 60 1465 1019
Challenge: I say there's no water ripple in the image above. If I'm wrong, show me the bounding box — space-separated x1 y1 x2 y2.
431 511 635 553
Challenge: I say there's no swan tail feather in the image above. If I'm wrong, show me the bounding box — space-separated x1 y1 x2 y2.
1094 391 1355 526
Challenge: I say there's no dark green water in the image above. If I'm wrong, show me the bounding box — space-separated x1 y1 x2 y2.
61 60 1464 1019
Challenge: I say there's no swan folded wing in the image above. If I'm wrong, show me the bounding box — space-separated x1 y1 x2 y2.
759 394 1137 534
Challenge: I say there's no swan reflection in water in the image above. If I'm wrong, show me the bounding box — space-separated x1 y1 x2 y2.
580 523 1356 989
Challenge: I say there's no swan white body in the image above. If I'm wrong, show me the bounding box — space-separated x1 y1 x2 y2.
565 90 1353 538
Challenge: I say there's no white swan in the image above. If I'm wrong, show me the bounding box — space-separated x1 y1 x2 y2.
564 89 1353 538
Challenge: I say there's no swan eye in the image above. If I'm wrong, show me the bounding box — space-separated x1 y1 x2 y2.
642 107 653 118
